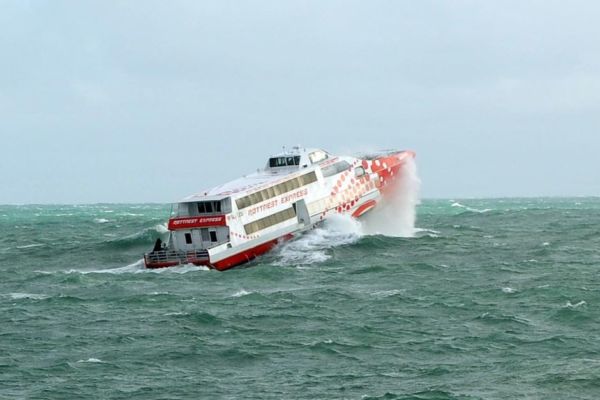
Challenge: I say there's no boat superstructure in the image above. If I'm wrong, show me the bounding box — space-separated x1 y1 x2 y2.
144 146 415 271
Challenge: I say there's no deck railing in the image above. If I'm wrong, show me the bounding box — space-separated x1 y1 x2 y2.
144 249 209 266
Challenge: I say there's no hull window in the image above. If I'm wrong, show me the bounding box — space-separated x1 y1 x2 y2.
244 207 297 235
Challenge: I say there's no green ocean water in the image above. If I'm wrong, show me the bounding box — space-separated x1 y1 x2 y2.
1 198 599 399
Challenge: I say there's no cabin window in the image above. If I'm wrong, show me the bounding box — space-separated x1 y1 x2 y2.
209 231 218 242
309 150 328 164
355 166 366 178
322 161 351 178
185 233 192 244
244 207 297 234
235 171 317 210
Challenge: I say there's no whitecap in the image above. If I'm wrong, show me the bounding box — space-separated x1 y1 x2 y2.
7 292 49 300
502 287 516 294
451 202 492 213
542 242 550 246
565 300 586 308
94 218 109 224
231 289 252 298
371 289 404 298
77 358 103 363
16 243 45 249
414 228 440 238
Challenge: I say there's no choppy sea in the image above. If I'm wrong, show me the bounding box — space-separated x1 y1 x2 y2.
1 198 599 399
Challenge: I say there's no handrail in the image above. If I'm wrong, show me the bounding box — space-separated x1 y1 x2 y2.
144 249 209 265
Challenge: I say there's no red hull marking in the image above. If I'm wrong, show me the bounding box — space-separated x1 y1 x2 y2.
212 233 294 271
352 200 377 218
168 215 226 230
372 151 416 197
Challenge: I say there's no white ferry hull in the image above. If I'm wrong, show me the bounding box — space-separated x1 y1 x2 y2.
144 148 415 271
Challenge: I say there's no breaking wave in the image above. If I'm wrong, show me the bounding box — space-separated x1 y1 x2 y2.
103 224 168 249
451 202 492 214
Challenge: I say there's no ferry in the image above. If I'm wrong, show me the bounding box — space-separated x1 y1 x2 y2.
144 147 415 271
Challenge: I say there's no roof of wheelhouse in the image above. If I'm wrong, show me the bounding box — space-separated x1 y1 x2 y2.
179 147 331 203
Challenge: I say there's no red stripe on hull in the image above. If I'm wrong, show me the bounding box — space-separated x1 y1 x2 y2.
352 199 377 218
145 261 182 269
212 233 294 271
145 234 295 271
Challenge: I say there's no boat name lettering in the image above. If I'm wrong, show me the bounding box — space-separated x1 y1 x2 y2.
281 188 308 203
248 199 279 216
168 215 226 230
246 188 309 216
171 217 223 225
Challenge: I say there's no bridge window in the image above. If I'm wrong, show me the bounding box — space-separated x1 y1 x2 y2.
269 156 301 168
197 201 222 214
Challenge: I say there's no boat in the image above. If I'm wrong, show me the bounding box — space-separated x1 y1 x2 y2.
144 146 416 271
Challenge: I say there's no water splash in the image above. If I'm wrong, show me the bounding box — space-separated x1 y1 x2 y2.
274 158 421 265
275 215 362 265
361 157 421 237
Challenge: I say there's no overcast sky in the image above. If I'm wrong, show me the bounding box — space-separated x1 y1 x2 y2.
1 0 599 204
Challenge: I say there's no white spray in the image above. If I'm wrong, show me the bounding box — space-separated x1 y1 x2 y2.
360 157 421 237
275 156 421 265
